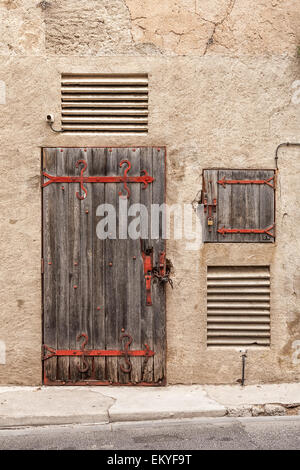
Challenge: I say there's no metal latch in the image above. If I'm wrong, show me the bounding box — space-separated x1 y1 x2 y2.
153 251 173 289
141 249 173 306
142 248 154 306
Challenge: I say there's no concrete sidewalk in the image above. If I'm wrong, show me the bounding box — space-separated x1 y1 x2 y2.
0 383 299 427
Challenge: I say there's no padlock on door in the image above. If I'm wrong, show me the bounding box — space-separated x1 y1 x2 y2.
207 216 214 232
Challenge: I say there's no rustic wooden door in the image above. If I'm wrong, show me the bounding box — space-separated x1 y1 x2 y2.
42 147 166 385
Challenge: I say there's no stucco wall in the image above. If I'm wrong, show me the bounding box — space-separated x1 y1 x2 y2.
0 0 299 385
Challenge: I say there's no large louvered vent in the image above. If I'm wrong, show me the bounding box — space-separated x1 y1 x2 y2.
61 74 148 133
207 266 271 347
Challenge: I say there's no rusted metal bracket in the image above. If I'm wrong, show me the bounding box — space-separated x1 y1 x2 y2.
142 248 153 306
76 333 89 373
200 174 218 230
141 249 172 305
42 332 154 375
120 331 133 373
203 195 217 214
152 251 173 289
218 224 275 238
217 176 275 189
42 159 155 200
203 195 217 230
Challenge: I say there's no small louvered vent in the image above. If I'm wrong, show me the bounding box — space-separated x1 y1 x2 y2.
61 74 148 133
207 266 270 347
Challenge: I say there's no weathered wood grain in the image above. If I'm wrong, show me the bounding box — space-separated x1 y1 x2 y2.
217 169 232 243
104 148 119 383
43 148 57 381
152 148 166 383
92 148 107 381
43 147 166 385
203 169 275 244
202 170 218 242
259 170 275 243
140 147 154 382
56 148 70 381
80 149 93 380
67 148 82 382
124 148 142 384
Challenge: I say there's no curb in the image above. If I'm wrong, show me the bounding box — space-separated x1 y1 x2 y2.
226 403 300 418
0 405 299 428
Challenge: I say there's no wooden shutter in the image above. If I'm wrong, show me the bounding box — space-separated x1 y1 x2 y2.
42 147 166 385
201 170 275 243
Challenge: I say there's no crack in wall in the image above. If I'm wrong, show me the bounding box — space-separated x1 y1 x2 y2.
202 0 236 55
124 0 237 56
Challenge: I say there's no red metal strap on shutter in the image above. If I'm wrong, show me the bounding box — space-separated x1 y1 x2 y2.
218 225 275 238
217 176 275 189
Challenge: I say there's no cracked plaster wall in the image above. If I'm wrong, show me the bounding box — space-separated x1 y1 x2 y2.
0 0 299 385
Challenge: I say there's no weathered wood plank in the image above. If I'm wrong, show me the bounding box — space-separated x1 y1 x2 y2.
217 169 232 242
230 170 246 243
115 148 130 384
105 148 119 383
152 148 166 383
123 148 142 384
67 149 82 382
244 170 261 242
259 170 275 243
92 148 107 381
203 170 218 242
140 147 154 382
43 148 58 382
80 149 94 379
56 148 70 381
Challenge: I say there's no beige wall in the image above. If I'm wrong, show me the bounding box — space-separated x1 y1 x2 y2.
0 0 299 385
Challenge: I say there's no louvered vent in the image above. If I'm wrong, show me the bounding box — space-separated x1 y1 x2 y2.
207 266 270 347
61 74 148 133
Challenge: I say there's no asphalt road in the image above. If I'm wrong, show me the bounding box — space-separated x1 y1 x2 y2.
0 416 299 450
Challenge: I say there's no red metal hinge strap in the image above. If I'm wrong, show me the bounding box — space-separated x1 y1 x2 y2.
42 159 155 200
218 176 275 189
218 225 275 238
42 332 155 376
